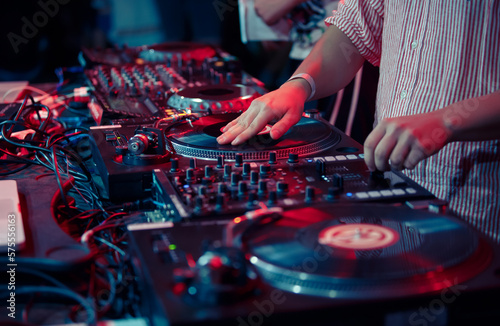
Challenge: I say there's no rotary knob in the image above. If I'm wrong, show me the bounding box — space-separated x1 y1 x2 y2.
250 171 259 185
242 163 251 177
189 158 198 169
235 153 243 167
231 172 240 186
276 181 289 195
268 151 277 165
217 155 225 169
259 164 271 178
305 186 315 203
288 153 299 164
185 168 195 183
170 158 180 173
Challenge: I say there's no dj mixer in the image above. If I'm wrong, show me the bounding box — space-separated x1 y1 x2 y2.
5 41 496 326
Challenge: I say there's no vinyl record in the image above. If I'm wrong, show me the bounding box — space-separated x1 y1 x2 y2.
241 204 491 299
167 85 261 114
164 113 341 160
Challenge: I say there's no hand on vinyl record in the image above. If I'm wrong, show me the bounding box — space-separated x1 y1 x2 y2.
363 110 452 171
217 81 309 145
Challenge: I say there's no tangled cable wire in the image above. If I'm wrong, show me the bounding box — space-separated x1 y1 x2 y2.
0 93 147 323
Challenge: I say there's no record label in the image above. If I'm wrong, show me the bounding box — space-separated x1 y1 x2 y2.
318 224 399 250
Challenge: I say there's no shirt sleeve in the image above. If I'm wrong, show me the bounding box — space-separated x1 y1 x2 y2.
325 0 384 66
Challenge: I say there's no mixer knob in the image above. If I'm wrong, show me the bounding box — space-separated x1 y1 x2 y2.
250 171 259 185
315 160 326 175
242 163 251 177
288 153 299 164
189 158 197 169
217 155 225 169
224 164 232 179
194 197 204 215
217 182 227 194
276 181 289 195
258 180 267 197
205 165 213 178
231 172 240 186
185 168 194 183
305 186 315 203
259 164 271 178
238 181 248 198
235 153 243 167
247 192 257 209
170 158 180 173
268 151 277 165
198 186 207 197
215 194 225 212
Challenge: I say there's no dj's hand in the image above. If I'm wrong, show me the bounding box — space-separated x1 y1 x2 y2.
217 80 309 145
364 110 452 171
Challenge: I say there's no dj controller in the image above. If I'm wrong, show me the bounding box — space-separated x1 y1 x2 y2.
78 43 500 325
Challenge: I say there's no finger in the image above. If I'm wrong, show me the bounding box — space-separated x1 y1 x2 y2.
373 134 398 171
269 111 301 140
363 125 386 171
221 118 239 133
403 144 427 170
217 109 259 144
232 110 276 145
218 123 246 145
389 133 413 170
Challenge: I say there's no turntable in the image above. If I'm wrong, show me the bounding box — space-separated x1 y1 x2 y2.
163 113 341 160
128 203 500 326
233 204 491 298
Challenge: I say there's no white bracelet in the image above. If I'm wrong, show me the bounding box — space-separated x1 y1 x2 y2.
284 73 316 101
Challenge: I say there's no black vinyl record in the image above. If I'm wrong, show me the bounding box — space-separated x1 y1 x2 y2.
241 204 491 299
164 113 341 160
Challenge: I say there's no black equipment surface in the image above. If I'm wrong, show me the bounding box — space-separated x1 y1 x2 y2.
81 43 266 124
127 203 500 326
151 113 435 220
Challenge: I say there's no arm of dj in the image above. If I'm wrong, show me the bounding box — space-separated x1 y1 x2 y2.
217 25 365 146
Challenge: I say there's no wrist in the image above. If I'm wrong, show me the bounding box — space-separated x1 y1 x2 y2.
279 78 311 103
282 73 316 101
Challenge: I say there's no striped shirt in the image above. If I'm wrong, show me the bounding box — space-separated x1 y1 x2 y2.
326 0 500 242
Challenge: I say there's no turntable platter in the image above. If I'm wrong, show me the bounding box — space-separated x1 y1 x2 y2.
164 113 341 160
241 204 492 299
